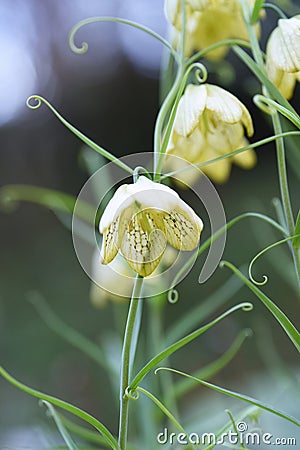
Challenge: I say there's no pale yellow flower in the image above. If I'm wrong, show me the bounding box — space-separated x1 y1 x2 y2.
99 176 203 277
165 0 261 59
266 15 300 100
165 83 256 184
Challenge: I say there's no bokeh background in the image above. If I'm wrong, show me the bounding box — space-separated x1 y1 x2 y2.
0 0 299 448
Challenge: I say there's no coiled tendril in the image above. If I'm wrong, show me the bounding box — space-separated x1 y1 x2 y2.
183 62 208 86
248 235 300 286
124 387 139 401
68 17 178 60
26 95 43 110
194 64 208 84
167 288 179 304
240 302 254 312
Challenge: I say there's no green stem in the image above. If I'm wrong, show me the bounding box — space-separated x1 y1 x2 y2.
272 114 295 234
148 297 179 421
243 6 300 285
118 275 144 450
273 113 300 284
153 66 184 179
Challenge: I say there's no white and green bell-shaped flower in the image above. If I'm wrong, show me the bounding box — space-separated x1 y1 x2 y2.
99 176 203 277
166 83 256 184
266 15 300 100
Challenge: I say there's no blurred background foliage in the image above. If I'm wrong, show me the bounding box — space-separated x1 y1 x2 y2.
0 0 299 448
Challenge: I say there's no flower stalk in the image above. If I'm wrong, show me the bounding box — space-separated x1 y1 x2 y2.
118 274 144 449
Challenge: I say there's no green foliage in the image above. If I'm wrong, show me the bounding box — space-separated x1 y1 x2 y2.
1 2 300 450
156 368 300 427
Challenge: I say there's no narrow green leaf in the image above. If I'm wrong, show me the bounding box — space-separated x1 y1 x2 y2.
221 261 300 352
0 366 120 450
60 415 137 450
250 0 264 24
26 95 133 175
174 329 252 398
136 387 186 435
156 368 300 427
294 211 300 249
41 401 79 450
60 415 110 447
129 302 253 391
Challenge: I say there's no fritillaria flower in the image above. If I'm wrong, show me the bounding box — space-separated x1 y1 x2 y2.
99 176 203 277
166 83 256 184
266 15 300 100
165 0 262 59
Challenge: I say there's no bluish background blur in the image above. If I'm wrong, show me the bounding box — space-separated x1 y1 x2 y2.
0 0 299 448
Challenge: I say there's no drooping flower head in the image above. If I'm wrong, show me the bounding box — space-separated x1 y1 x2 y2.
99 176 203 277
266 15 300 100
166 83 256 184
165 0 262 59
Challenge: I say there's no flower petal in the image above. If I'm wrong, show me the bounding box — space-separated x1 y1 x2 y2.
205 120 245 154
167 127 206 161
266 61 297 100
163 208 202 250
100 184 132 233
174 84 207 137
232 140 257 169
193 9 247 60
164 153 203 187
100 217 120 264
205 84 253 136
119 208 167 277
200 148 231 183
276 17 300 72
164 0 181 27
